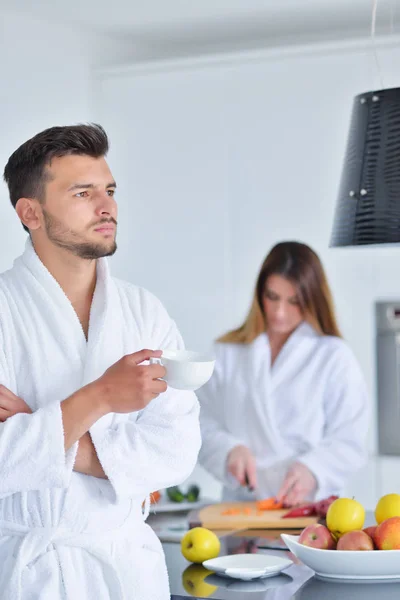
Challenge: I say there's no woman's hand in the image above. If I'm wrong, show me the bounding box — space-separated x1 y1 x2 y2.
226 444 257 490
277 461 317 506
0 385 32 422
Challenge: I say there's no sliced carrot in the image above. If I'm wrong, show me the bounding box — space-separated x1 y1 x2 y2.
150 490 161 504
256 497 284 511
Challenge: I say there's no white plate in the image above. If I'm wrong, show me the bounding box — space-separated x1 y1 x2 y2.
202 553 293 581
281 534 400 581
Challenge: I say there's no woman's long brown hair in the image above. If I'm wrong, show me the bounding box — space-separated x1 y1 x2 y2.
218 241 341 344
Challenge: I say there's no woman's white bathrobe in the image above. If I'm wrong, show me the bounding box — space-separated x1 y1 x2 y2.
198 323 369 502
0 239 201 600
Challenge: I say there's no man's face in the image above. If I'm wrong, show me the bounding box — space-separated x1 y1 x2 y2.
38 154 118 259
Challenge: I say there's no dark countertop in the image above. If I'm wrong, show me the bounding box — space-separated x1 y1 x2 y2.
164 511 400 600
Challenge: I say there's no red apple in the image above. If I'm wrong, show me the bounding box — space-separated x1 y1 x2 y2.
314 495 339 518
299 524 336 550
375 516 400 550
337 530 374 551
363 526 378 546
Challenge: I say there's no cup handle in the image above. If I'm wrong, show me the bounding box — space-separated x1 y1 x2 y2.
149 357 161 365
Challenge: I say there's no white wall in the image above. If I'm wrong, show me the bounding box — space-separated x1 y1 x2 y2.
1 10 398 508
0 9 132 273
95 36 400 508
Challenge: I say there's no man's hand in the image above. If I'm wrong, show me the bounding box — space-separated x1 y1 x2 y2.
97 349 168 414
0 385 32 422
277 461 317 507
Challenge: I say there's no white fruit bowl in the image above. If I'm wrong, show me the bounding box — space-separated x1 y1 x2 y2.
281 534 400 581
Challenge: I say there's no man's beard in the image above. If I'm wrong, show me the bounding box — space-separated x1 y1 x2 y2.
43 210 117 260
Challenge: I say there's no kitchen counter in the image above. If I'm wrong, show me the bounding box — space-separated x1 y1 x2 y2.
164 511 400 599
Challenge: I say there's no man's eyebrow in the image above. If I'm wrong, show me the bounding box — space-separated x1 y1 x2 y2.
67 182 117 192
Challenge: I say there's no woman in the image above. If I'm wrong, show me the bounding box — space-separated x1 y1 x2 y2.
198 241 369 506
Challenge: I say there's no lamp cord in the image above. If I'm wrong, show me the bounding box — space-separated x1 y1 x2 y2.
371 0 384 89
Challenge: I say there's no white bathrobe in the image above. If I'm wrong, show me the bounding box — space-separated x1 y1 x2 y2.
198 322 369 501
0 239 201 600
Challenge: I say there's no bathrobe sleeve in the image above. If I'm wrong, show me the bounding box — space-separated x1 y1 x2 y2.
0 323 75 496
90 290 202 501
197 344 245 482
298 343 370 493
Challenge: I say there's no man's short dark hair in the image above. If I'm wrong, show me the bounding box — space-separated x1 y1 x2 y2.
3 123 109 233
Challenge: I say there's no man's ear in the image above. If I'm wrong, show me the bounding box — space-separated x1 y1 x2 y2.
15 198 42 231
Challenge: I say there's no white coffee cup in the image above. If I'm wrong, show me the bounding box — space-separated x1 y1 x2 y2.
151 349 215 391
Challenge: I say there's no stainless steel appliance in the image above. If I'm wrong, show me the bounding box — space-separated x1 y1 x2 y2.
376 301 400 455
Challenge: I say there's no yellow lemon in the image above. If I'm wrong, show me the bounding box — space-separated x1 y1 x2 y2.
326 498 365 539
181 527 220 564
375 494 400 525
182 564 217 597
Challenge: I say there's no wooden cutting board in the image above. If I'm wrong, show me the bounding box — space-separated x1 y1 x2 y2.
196 502 317 530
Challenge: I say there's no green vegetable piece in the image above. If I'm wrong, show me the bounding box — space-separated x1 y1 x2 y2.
167 486 185 502
185 484 200 502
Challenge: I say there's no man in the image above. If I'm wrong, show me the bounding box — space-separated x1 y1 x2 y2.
0 124 201 599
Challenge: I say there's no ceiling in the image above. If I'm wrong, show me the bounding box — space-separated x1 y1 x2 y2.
1 0 398 60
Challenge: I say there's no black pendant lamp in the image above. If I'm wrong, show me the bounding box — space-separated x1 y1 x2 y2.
330 87 400 247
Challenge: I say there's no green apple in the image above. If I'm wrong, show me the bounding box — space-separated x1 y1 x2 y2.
181 527 220 564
